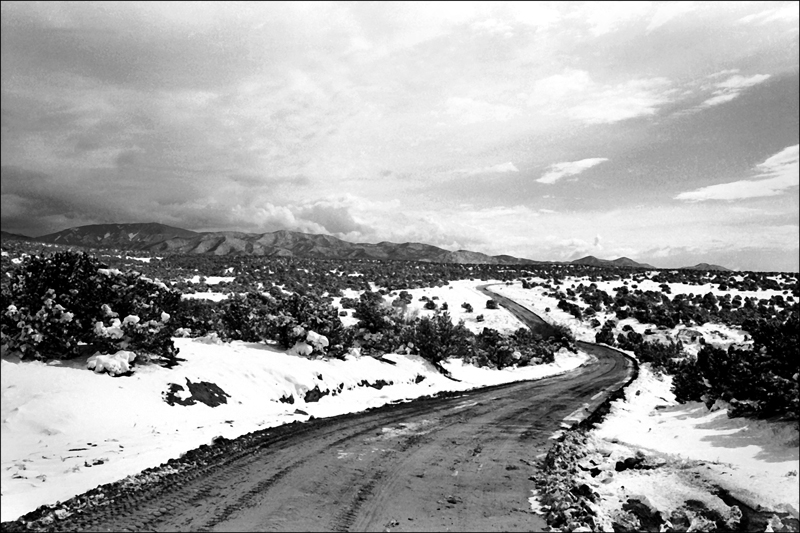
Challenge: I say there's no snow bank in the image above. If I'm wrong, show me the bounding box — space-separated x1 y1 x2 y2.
587 365 800 520
0 338 588 521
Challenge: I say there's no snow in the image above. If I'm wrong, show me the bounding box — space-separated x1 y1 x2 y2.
2 274 796 525
489 281 755 355
86 351 137 376
0 336 588 522
489 281 598 341
181 291 229 302
329 280 526 334
584 365 800 521
185 275 236 285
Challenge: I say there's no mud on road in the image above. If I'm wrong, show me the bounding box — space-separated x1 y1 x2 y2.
2 293 633 533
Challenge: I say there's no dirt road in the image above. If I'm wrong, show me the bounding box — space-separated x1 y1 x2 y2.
5 293 634 533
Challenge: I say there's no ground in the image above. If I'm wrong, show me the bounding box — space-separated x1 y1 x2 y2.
2 276 797 530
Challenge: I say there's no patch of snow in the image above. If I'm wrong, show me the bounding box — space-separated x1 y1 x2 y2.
587 365 800 520
0 336 588 522
185 276 236 285
182 292 230 302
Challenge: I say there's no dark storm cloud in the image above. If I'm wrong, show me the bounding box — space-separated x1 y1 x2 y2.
0 2 797 271
0 166 129 235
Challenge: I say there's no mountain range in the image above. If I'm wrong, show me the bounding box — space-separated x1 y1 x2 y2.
571 255 657 269
1 222 728 270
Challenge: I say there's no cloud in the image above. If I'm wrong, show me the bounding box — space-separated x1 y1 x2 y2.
700 74 771 107
441 97 520 125
454 162 519 175
537 158 609 185
647 2 696 32
707 69 740 78
471 18 514 37
675 145 799 202
577 1 651 36
528 70 674 124
738 3 800 25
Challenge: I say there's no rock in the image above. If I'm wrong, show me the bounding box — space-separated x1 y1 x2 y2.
622 498 663 531
768 515 784 531
724 505 742 529
615 456 648 472
611 509 640 532
687 514 715 532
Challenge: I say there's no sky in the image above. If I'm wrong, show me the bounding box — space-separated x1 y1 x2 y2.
1 1 798 272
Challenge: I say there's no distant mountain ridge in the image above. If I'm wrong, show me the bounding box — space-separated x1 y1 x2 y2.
29 223 543 265
679 263 732 272
0 230 32 242
571 255 656 269
1 222 729 271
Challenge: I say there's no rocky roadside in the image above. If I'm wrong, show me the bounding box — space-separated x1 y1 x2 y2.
532 368 799 533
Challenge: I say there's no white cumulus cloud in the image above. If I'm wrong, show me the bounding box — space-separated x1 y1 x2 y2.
675 145 799 202
700 74 771 108
537 158 609 184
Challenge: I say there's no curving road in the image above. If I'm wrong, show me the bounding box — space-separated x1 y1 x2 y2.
14 291 634 533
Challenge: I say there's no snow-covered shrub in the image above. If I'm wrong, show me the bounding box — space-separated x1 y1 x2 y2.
672 309 800 419
288 330 330 357
475 327 517 369
211 290 352 359
0 251 180 365
214 292 278 342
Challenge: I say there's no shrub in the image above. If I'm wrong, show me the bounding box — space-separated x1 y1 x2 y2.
511 327 556 365
408 312 472 366
215 292 279 342
461 302 473 313
670 309 799 419
171 297 219 337
1 251 179 365
671 357 705 403
353 291 393 334
486 299 499 310
475 327 516 369
634 340 683 370
594 326 615 346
